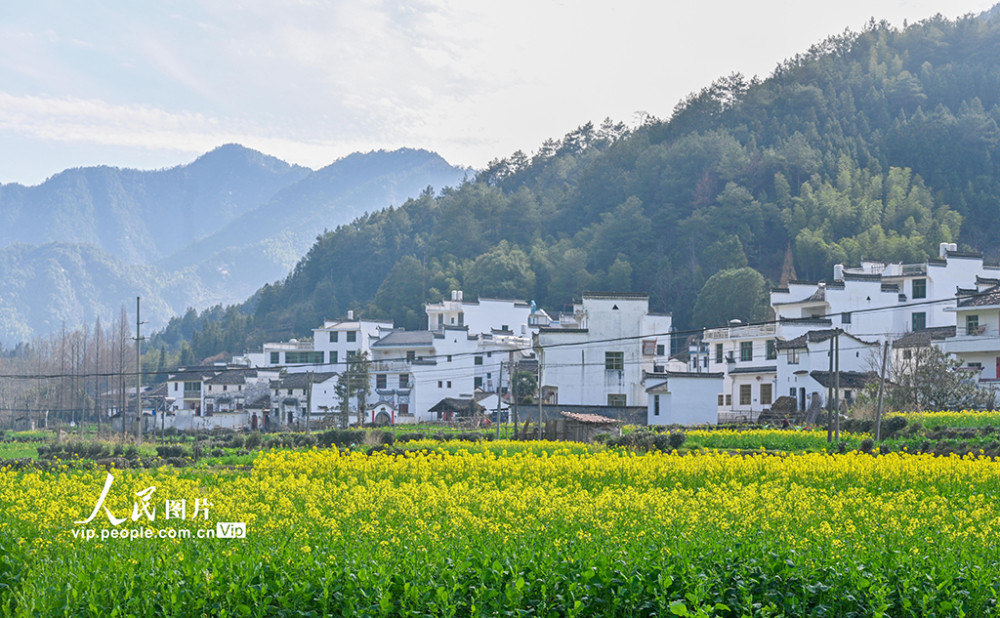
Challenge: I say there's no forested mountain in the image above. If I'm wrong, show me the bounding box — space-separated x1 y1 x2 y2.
157 148 470 301
0 144 311 263
0 146 469 346
154 13 1000 358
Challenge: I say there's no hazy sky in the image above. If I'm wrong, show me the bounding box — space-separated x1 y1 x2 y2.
0 0 995 185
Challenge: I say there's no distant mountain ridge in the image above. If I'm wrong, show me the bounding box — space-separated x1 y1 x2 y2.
0 145 469 345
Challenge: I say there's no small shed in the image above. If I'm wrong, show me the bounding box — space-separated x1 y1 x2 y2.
429 398 485 422
549 411 621 443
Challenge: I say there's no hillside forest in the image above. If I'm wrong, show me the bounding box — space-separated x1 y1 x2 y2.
126 14 1000 362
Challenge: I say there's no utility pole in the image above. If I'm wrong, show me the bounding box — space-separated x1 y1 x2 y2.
827 335 834 443
834 328 841 443
536 351 544 441
874 339 890 442
495 361 503 441
134 297 144 445
306 371 313 434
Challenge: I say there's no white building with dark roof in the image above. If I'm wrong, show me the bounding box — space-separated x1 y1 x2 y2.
534 293 672 409
941 282 1000 384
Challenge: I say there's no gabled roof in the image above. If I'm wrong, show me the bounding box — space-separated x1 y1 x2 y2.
957 284 1000 308
560 411 619 425
372 330 435 347
893 326 956 348
428 398 485 414
775 329 879 351
205 369 258 385
809 371 880 389
729 365 777 375
271 372 338 389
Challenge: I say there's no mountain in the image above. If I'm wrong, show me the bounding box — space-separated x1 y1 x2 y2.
0 144 311 264
154 12 1000 359
0 146 469 346
0 243 198 344
158 148 471 303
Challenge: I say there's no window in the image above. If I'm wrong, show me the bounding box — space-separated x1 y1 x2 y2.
903 349 913 360
438 381 443 388
399 374 409 388
174 383 179 391
841 312 852 324
717 394 725 406
605 351 624 371
715 343 723 364
766 340 777 360
653 395 660 416
447 355 452 362
608 394 626 407
967 314 981 335
285 351 324 364
346 331 357 343
457 312 464 326
739 384 752 406
761 383 773 406
330 351 338 364
912 278 927 299
487 352 492 358
911 312 926 331
346 350 359 361
725 394 732 406
407 351 416 362
376 374 387 390
270 352 280 364
656 344 665 356
399 403 409 415
330 332 338 343
474 355 483 365
740 341 752 362
447 381 452 388
474 377 483 389
787 348 799 364
501 324 509 331
184 381 201 392
437 314 444 326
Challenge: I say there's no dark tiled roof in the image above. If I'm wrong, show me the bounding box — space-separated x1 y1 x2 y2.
809 371 880 389
205 370 258 385
272 372 338 389
775 329 878 351
893 326 956 348
428 398 485 414
729 365 777 374
372 330 435 347
958 285 1000 308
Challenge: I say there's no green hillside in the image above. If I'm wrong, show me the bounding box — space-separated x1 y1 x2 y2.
154 14 1000 358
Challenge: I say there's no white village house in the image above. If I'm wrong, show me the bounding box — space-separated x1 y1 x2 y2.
534 293 672 409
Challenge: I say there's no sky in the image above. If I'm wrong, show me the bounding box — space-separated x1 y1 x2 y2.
0 0 996 186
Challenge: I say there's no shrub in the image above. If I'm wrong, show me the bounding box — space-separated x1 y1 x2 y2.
156 445 189 458
882 416 907 438
859 438 875 454
244 432 262 449
668 430 687 449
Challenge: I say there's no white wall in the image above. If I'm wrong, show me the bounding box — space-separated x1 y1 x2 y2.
647 374 722 426
538 295 671 408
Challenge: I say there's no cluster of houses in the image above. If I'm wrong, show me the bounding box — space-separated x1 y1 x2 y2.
140 243 999 432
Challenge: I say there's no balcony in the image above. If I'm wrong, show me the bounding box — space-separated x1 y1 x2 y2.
371 360 411 372
941 325 998 355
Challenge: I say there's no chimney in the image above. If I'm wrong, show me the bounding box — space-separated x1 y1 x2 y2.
939 242 949 258
456 290 463 301
347 309 354 320
833 264 844 280
949 243 957 253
